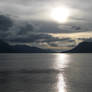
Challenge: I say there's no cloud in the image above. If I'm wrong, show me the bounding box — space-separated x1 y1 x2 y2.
0 15 36 41
5 32 76 51
0 15 13 31
0 10 92 51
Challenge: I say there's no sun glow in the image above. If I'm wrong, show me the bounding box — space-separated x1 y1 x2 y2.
51 7 70 23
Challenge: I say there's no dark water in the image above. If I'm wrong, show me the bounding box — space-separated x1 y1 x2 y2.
0 53 92 92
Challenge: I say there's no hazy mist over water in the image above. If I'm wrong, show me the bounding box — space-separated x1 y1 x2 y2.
0 53 92 92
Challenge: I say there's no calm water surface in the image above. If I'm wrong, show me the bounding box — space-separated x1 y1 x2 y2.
0 53 92 92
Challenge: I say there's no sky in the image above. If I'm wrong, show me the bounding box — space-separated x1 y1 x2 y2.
0 0 92 51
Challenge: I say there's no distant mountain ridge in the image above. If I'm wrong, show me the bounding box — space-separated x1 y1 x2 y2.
0 40 55 53
63 41 92 53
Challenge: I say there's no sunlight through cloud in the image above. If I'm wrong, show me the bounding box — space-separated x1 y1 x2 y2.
50 7 70 23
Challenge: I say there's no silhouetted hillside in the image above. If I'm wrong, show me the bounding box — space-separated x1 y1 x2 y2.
0 40 55 53
63 42 92 53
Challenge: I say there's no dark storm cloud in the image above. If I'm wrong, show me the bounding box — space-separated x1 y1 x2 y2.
6 33 57 43
0 15 14 40
12 23 34 35
0 15 13 31
0 15 36 41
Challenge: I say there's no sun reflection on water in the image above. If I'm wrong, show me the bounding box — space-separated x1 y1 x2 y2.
52 54 70 92
57 73 67 92
53 54 70 92
54 54 70 70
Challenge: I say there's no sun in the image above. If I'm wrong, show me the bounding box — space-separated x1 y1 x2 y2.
51 7 70 23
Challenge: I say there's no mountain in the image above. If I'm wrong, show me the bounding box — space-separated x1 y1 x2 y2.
63 41 92 53
0 40 55 53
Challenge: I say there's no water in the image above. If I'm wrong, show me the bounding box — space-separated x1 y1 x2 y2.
0 53 92 92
